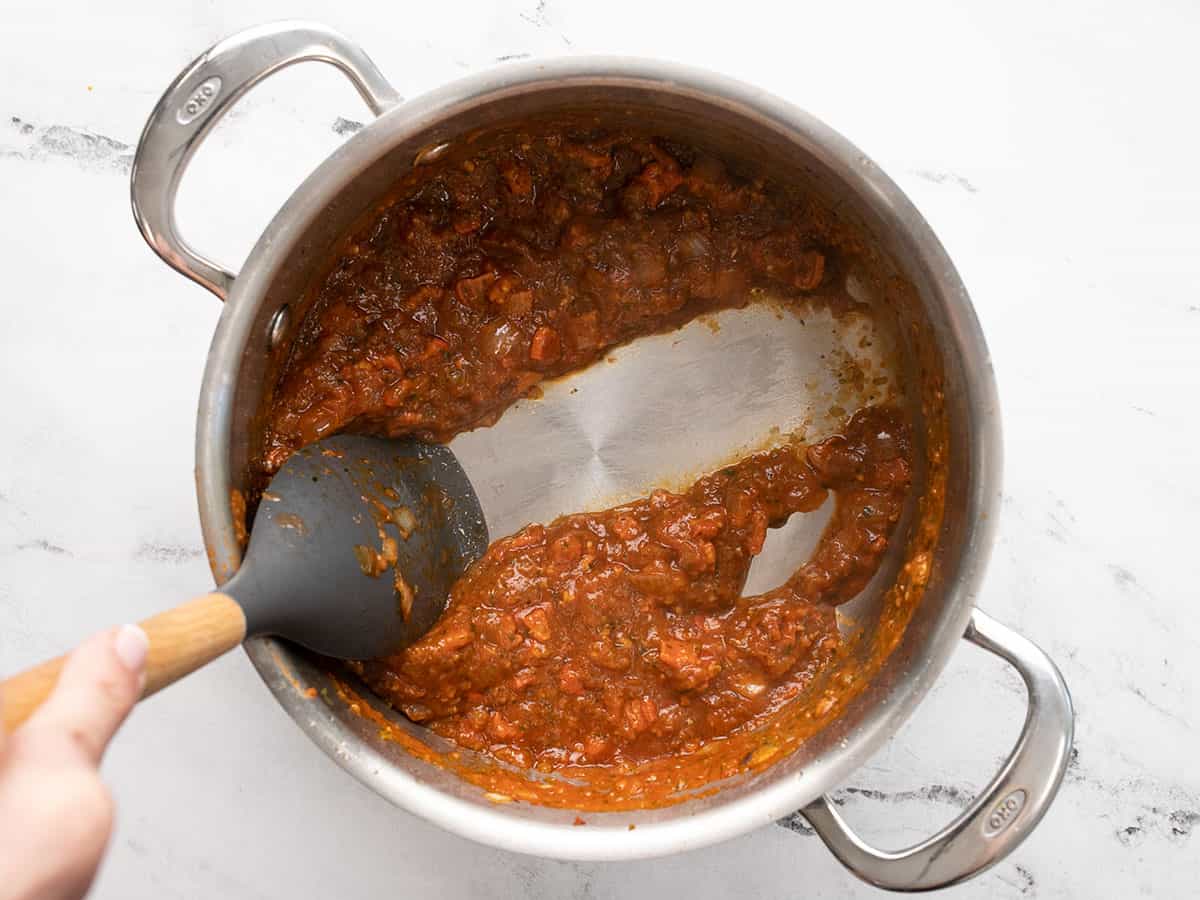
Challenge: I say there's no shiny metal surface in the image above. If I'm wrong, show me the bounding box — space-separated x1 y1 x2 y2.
804 609 1074 891
130 21 400 300
131 21 1074 885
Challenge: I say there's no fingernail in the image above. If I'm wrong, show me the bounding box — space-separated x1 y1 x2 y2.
114 624 149 674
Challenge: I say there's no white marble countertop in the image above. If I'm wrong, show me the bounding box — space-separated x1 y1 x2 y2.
2 1 1197 896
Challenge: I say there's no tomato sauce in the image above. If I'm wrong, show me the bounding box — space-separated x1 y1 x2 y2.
262 122 835 472
351 408 910 772
262 120 917 806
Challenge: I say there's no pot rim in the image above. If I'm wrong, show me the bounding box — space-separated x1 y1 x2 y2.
195 54 1002 860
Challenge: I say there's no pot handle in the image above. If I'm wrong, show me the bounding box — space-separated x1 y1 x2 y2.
130 21 401 301
802 608 1074 891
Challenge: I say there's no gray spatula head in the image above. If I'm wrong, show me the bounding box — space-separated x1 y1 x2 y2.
221 436 488 660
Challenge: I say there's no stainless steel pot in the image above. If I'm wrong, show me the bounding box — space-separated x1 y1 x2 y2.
130 21 1073 890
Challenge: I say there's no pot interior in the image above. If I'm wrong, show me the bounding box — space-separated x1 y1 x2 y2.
203 71 989 846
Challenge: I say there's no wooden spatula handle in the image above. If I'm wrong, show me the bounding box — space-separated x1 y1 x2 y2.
1 593 246 732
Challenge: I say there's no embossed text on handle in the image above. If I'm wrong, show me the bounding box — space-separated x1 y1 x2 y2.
176 76 223 125
983 789 1027 836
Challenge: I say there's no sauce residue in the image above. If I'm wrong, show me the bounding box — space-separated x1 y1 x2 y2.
259 119 942 810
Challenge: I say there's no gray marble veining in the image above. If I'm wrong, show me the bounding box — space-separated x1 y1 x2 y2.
1 0 1196 897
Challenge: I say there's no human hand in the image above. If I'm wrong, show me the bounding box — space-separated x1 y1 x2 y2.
0 625 148 900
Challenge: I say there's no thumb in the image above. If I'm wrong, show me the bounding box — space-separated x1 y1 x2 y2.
20 625 148 763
